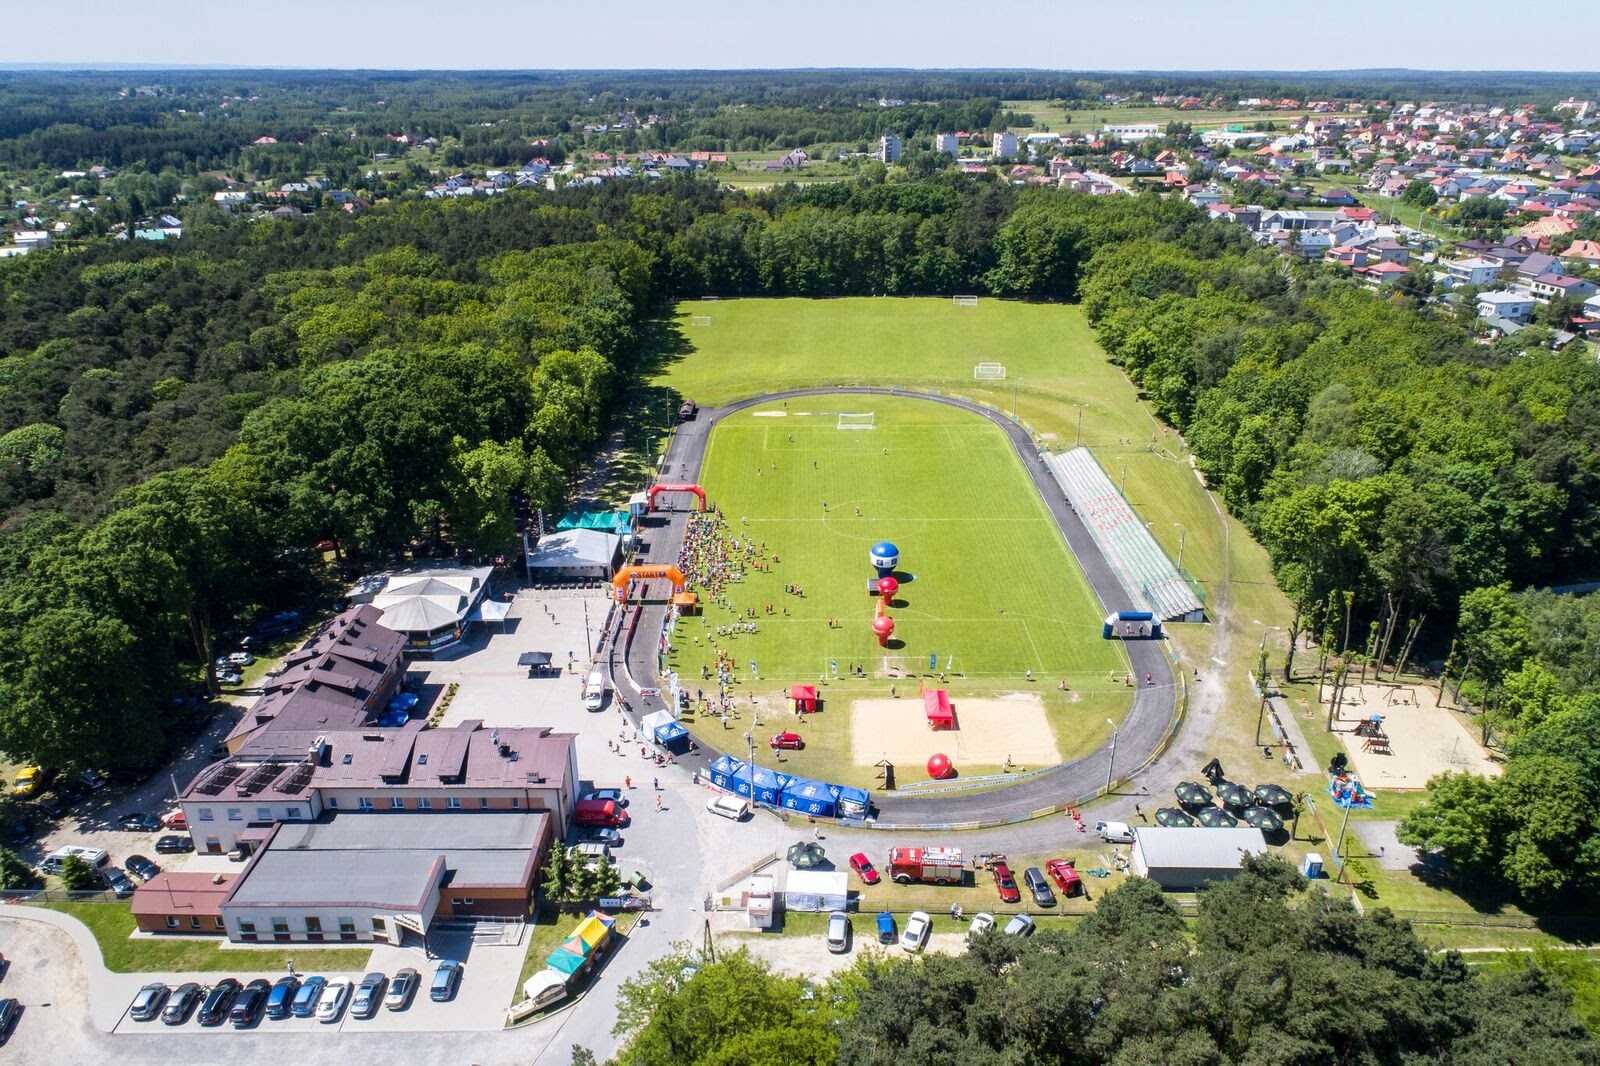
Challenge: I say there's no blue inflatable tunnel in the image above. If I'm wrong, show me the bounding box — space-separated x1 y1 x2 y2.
1103 610 1162 640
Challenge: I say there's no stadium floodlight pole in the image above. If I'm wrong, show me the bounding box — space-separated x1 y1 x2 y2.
1012 377 1023 419
1104 718 1118 793
1119 460 1128 496
1173 524 1186 572
1253 626 1282 746
745 731 756 810
1075 405 1085 448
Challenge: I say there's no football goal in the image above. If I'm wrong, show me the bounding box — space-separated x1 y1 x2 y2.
952 295 980 307
974 362 1007 380
691 315 712 326
837 412 876 430
880 655 908 677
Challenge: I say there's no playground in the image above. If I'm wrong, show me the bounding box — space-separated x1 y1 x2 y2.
849 692 1062 770
1329 681 1502 790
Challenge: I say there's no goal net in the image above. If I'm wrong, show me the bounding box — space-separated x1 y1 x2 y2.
880 655 909 677
952 295 979 307
973 362 1007 380
837 412 875 430
691 315 712 326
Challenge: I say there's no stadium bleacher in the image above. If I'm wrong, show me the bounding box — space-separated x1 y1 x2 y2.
1046 449 1204 622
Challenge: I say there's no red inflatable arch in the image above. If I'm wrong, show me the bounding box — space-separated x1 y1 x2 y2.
611 564 687 604
646 483 707 512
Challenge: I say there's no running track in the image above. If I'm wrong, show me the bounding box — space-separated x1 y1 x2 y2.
608 388 1181 826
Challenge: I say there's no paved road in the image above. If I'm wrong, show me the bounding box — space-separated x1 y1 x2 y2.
609 387 1182 826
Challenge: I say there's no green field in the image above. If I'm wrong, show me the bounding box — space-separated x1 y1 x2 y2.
1001 101 1318 136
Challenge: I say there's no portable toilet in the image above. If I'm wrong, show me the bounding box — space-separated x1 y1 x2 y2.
1300 853 1324 880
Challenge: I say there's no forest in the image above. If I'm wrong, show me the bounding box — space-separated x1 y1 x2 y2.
3 150 1600 901
609 857 1600 1064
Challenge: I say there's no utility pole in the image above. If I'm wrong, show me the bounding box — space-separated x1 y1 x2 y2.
1173 523 1186 572
1104 718 1118 793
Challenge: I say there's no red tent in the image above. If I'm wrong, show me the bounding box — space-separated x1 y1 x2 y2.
789 684 818 713
923 689 954 730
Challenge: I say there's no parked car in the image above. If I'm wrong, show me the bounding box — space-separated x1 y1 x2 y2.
289 975 326 1018
6 817 31 847
848 852 880 885
968 912 996 937
900 910 932 953
216 670 243 686
162 982 202 1025
118 811 161 832
162 810 187 830
155 835 194 854
577 827 623 847
991 861 1021 904
1004 914 1035 937
220 652 255 668
128 982 169 1021
76 769 108 792
11 766 43 797
825 911 852 954
1045 858 1082 898
230 979 270 1028
384 967 419 1011
430 959 462 1001
875 911 897 944
1022 867 1056 907
104 868 136 898
0 997 16 1042
197 978 241 1026
55 779 90 805
264 975 299 1020
315 977 351 1023
351 972 387 1018
769 731 804 750
125 855 160 884
580 788 628 808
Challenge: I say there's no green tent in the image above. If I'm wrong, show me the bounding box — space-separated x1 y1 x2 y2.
555 511 630 534
545 942 587 976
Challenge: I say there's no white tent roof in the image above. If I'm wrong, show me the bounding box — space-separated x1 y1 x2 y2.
523 969 567 1000
369 564 492 634
640 709 678 733
1133 827 1268 870
527 528 620 569
473 599 512 623
783 870 848 897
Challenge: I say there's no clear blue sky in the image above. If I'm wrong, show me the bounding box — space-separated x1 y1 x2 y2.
6 0 1596 72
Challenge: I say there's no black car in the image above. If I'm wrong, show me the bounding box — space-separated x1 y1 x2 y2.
125 854 160 884
264 975 299 1020
0 997 16 1043
162 982 202 1025
6 817 29 846
1022 866 1057 907
155 835 194 854
118 812 162 832
197 978 241 1026
230 979 270 1028
129 982 169 1022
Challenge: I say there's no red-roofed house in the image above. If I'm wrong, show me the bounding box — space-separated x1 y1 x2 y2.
131 872 238 934
1563 239 1600 269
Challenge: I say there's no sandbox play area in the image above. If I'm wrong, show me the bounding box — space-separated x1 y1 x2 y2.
849 691 1062 769
1329 681 1502 790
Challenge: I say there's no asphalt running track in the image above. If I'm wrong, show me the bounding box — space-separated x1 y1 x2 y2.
607 387 1182 827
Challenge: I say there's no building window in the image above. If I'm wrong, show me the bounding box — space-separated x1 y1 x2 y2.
478 797 489 810
190 917 202 929
305 916 322 932
165 916 179 929
284 808 303 820
447 797 460 810
326 797 337 810
418 797 431 810
511 798 520 809
390 797 405 810
198 809 214 822
238 921 257 942
257 808 272 821
227 808 242 821
272 918 290 942
213 917 224 930
358 797 373 812
338 918 357 942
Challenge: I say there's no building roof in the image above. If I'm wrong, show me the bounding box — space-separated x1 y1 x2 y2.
1134 827 1268 869
369 564 492 634
312 719 574 791
527 528 620 570
130 872 237 919
224 811 548 911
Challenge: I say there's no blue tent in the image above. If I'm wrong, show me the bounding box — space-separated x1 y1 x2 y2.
832 784 871 817
728 764 790 806
641 709 688 747
780 778 838 818
708 755 746 793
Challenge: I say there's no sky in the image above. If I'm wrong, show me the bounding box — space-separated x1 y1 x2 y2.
4 0 1597 72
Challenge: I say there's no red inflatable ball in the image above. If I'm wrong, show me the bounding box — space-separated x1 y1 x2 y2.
872 614 895 646
877 576 899 600
927 753 955 779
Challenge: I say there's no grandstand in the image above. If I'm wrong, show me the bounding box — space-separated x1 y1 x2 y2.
1046 449 1205 622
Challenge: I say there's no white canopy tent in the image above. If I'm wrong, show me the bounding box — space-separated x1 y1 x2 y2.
527 529 621 581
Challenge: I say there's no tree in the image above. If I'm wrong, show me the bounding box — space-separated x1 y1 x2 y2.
58 853 99 891
1395 771 1502 870
0 845 41 889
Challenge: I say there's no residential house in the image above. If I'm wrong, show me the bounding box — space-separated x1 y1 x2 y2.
877 134 901 164
1441 257 1505 287
1530 273 1599 302
1562 239 1600 270
1476 291 1537 323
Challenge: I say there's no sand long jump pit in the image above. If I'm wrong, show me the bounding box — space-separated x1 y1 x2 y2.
850 692 1062 768
1331 681 1502 790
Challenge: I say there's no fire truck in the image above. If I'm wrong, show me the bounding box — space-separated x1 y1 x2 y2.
886 846 965 886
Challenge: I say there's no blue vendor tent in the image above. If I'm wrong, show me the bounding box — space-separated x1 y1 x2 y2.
708 755 746 793
832 783 871 818
728 764 790 806
780 778 838 818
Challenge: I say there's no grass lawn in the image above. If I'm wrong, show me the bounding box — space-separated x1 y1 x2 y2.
1000 101 1317 136
39 903 369 973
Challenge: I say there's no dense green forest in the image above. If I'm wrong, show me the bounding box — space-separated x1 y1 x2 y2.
609 857 1600 1063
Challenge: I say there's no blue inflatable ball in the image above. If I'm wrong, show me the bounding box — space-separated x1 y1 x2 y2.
870 541 900 574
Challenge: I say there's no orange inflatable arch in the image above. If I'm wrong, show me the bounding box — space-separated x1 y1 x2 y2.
612 564 687 604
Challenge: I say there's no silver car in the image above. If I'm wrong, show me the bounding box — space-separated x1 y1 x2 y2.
825 910 851 954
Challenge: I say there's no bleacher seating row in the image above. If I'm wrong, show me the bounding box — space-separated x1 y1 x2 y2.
1046 449 1204 622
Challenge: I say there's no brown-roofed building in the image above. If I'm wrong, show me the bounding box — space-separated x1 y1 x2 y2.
130 872 237 934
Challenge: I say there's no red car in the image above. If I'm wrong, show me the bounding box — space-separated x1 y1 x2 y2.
1045 858 1082 898
162 810 187 830
849 853 880 885
769 732 804 751
991 861 1021 904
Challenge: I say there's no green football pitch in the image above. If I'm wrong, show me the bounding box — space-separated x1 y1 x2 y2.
669 395 1126 683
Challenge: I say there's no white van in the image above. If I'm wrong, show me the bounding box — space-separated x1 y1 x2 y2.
583 670 606 711
1096 820 1135 844
706 794 750 821
42 845 110 874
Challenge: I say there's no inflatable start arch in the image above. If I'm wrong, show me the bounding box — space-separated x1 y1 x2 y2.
646 483 707 512
612 564 687 604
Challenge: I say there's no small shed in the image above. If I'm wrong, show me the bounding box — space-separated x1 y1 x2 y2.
783 870 849 913
789 684 818 713
1131 827 1268 889
745 873 775 929
923 689 954 730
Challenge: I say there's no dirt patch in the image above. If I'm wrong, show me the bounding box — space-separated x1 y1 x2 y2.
850 692 1060 767
1330 682 1501 790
